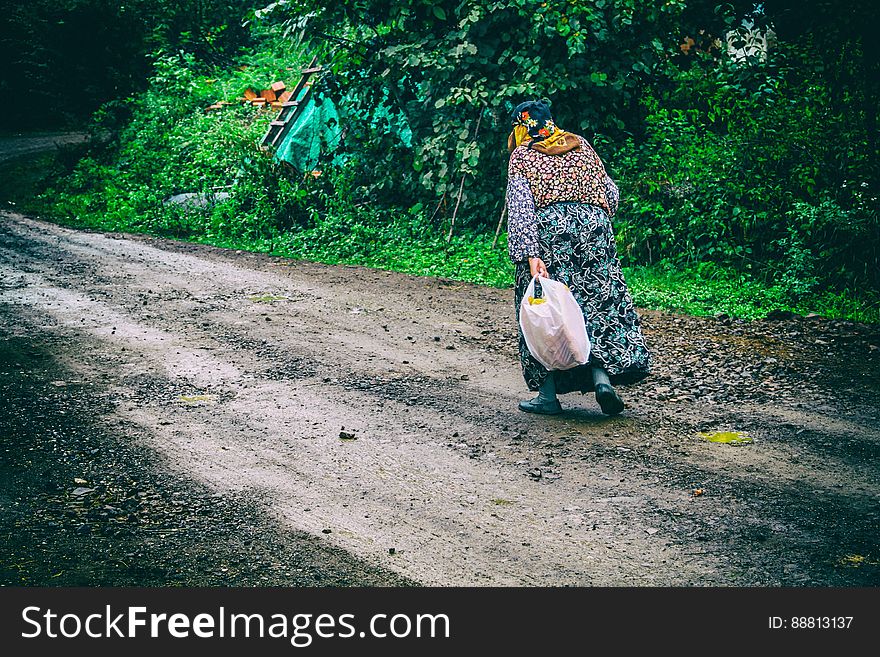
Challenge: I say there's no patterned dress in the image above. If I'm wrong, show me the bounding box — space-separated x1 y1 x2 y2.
507 135 651 394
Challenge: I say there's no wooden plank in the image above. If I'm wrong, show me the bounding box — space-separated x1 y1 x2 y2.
269 85 313 148
285 79 310 106
301 67 323 74
271 81 286 93
260 89 277 102
283 55 319 108
243 88 258 100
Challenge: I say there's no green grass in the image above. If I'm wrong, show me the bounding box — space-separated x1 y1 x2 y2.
179 217 514 288
0 152 58 214
623 265 880 323
171 214 880 324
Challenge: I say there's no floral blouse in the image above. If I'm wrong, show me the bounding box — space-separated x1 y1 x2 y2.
506 135 619 262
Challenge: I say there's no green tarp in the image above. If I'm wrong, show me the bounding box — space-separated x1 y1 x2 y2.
272 85 412 172
273 91 344 172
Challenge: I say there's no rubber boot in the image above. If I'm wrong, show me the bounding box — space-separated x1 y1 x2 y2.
518 372 562 415
593 366 624 416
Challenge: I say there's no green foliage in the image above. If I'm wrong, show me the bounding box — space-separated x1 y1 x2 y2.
611 42 879 297
256 0 690 226
243 1 879 300
0 0 262 130
276 210 514 288
0 152 59 215
25 0 879 326
624 264 879 324
43 42 315 240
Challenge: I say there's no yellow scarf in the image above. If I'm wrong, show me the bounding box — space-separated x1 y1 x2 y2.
508 127 579 155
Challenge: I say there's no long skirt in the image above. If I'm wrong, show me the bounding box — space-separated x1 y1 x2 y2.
514 202 651 394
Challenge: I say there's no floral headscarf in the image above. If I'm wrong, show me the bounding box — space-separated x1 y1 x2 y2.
511 100 557 142
508 99 579 155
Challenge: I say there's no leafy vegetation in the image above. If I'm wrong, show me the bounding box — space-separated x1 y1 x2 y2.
3 0 878 324
0 0 264 129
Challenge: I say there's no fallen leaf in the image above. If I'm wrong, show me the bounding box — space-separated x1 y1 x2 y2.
699 430 752 445
178 394 218 405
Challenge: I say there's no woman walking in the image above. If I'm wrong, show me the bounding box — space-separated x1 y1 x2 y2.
506 100 650 415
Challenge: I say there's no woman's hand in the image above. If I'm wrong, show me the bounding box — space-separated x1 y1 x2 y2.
528 257 549 279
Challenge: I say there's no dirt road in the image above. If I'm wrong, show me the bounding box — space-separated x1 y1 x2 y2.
1 212 878 586
0 133 88 164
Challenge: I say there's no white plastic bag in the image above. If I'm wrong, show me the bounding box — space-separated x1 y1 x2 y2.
519 275 591 371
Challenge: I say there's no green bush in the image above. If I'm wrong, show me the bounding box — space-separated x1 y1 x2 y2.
45 43 313 238
610 44 879 296
30 2 877 324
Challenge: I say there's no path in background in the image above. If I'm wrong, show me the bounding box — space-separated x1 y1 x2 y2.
0 132 88 164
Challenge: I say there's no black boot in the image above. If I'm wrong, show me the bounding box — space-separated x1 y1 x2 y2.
519 372 562 415
592 366 624 416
